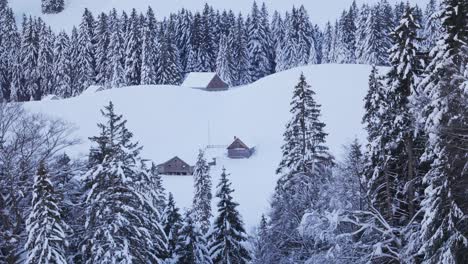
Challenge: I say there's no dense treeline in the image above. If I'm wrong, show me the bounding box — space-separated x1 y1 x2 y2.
253 1 467 263
0 0 441 102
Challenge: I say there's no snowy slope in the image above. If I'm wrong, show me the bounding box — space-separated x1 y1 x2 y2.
25 64 373 229
9 0 429 31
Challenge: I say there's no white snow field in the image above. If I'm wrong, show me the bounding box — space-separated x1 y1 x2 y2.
25 64 372 229
9 0 429 31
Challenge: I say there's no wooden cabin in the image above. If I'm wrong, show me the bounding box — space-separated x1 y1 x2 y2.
182 72 229 91
227 137 254 159
156 156 194 176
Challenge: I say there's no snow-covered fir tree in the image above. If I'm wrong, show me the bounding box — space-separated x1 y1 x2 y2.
107 9 125 88
0 6 19 102
36 22 54 99
192 149 212 234
155 20 183 85
81 102 168 263
52 32 72 98
76 9 97 93
265 73 333 262
421 0 442 52
208 168 250 264
186 12 212 72
162 193 183 259
124 9 143 86
175 9 193 75
25 162 68 264
140 7 158 85
94 13 110 86
41 0 64 14
175 210 212 264
247 1 272 82
216 35 235 86
230 14 249 86
416 0 468 262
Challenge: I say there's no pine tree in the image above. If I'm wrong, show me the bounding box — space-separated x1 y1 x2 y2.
267 73 333 262
162 193 183 258
18 16 39 101
175 9 193 75
175 210 212 264
186 12 211 72
95 13 110 86
321 22 333 64
155 21 183 85
208 168 250 264
107 9 125 88
41 0 64 14
76 9 97 92
422 0 442 51
277 73 332 177
25 162 68 264
417 0 468 262
124 9 142 86
371 6 425 223
247 2 272 82
0 7 20 101
216 35 234 86
141 7 158 85
37 25 54 98
81 102 168 263
68 27 81 95
231 14 249 86
192 150 212 234
52 31 72 98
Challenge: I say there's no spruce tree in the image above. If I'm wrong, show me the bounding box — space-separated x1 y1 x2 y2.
192 149 212 234
76 9 97 92
155 21 183 85
175 210 212 264
162 193 183 258
417 0 468 262
208 168 250 264
52 31 72 98
37 25 54 98
247 2 272 82
81 102 168 263
369 6 425 223
25 162 68 264
267 73 333 262
231 14 249 86
141 7 158 85
124 9 142 86
108 9 125 88
175 9 193 75
216 35 234 86
95 13 110 86
0 7 20 102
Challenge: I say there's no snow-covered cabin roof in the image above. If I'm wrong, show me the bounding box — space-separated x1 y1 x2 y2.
82 85 105 95
227 137 251 150
182 72 222 88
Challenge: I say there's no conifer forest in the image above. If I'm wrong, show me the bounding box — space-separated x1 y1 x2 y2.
0 0 466 263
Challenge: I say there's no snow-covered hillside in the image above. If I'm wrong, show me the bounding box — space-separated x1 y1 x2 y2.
25 64 372 229
10 0 429 31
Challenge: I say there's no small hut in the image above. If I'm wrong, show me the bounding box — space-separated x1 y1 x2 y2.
182 72 229 91
227 137 254 159
156 156 194 176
